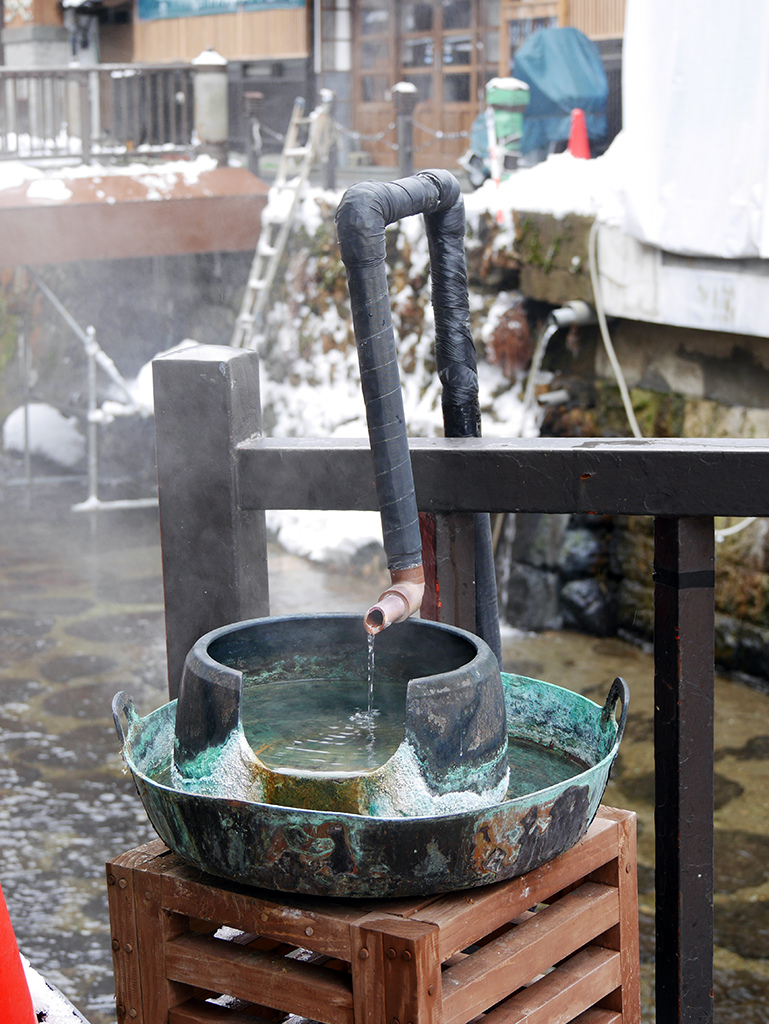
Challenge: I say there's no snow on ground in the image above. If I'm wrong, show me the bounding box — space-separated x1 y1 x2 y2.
464 142 627 230
3 403 85 468
23 955 90 1022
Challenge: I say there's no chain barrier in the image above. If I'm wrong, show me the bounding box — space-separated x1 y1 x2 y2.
332 118 397 144
413 118 471 142
258 115 470 155
413 118 471 153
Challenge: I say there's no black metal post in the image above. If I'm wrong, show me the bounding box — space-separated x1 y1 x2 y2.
153 346 269 696
653 516 715 1024
392 82 418 178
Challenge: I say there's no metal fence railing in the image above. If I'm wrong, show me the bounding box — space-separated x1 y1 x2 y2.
0 63 194 163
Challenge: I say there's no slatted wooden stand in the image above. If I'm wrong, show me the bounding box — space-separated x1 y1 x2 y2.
106 805 640 1024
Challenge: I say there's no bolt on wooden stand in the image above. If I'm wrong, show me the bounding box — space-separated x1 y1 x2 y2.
106 806 639 1024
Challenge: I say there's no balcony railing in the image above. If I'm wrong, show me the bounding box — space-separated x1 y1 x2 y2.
0 63 195 163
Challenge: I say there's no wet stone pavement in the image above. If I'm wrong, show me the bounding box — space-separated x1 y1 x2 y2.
2 471 769 1022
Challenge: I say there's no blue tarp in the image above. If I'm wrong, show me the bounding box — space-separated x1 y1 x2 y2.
513 27 608 154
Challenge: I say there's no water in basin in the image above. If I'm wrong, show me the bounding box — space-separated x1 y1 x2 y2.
241 676 409 773
240 673 588 792
504 738 589 798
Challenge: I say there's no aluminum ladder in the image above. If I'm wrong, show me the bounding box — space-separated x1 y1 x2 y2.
231 94 333 350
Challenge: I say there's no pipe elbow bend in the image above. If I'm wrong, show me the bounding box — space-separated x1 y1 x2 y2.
364 568 425 636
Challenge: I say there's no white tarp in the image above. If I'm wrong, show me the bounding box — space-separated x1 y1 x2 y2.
476 0 769 261
618 0 769 258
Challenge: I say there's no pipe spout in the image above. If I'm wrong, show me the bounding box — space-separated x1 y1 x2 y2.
364 566 425 636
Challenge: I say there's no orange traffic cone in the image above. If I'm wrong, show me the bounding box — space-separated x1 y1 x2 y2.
567 107 590 159
0 883 36 1024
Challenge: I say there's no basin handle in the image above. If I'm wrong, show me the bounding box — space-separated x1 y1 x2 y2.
112 691 139 745
600 676 629 744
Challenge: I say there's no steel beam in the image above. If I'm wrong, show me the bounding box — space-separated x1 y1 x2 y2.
654 517 715 1024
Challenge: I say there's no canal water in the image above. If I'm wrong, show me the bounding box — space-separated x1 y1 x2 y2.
2 467 769 1022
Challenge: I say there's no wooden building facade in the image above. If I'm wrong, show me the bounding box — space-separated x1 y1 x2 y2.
1 0 625 169
321 0 625 168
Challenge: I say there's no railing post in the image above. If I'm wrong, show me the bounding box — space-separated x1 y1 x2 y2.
393 81 418 177
153 345 269 697
653 516 715 1024
78 70 93 164
419 512 476 633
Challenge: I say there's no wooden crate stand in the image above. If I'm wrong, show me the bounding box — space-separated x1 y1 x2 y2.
106 805 640 1024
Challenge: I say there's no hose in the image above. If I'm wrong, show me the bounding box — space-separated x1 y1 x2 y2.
336 170 502 661
587 220 643 440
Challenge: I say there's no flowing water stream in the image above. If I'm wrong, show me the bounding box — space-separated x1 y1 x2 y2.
2 469 769 1022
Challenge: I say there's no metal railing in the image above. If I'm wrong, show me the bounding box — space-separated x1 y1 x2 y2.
0 62 194 163
152 345 765 1024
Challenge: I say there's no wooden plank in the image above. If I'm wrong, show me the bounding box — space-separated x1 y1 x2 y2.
165 932 354 1024
237 435 769 517
410 812 619 960
371 891 447 920
159 863 357 960
135 859 193 1023
433 512 477 632
441 883 620 1024
108 838 169 872
571 1010 622 1024
170 998 278 1023
350 916 386 1024
588 809 641 1023
106 858 145 1024
351 916 441 1024
481 946 621 1024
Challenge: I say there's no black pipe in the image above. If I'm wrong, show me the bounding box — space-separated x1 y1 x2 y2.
335 170 502 662
423 179 502 664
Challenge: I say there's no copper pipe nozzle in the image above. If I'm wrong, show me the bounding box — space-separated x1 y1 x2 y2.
364 567 425 636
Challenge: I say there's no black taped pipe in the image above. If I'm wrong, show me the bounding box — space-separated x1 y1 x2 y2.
336 171 454 574
424 179 502 665
335 170 502 663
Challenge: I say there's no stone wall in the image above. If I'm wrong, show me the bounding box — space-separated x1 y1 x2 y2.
494 314 769 685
